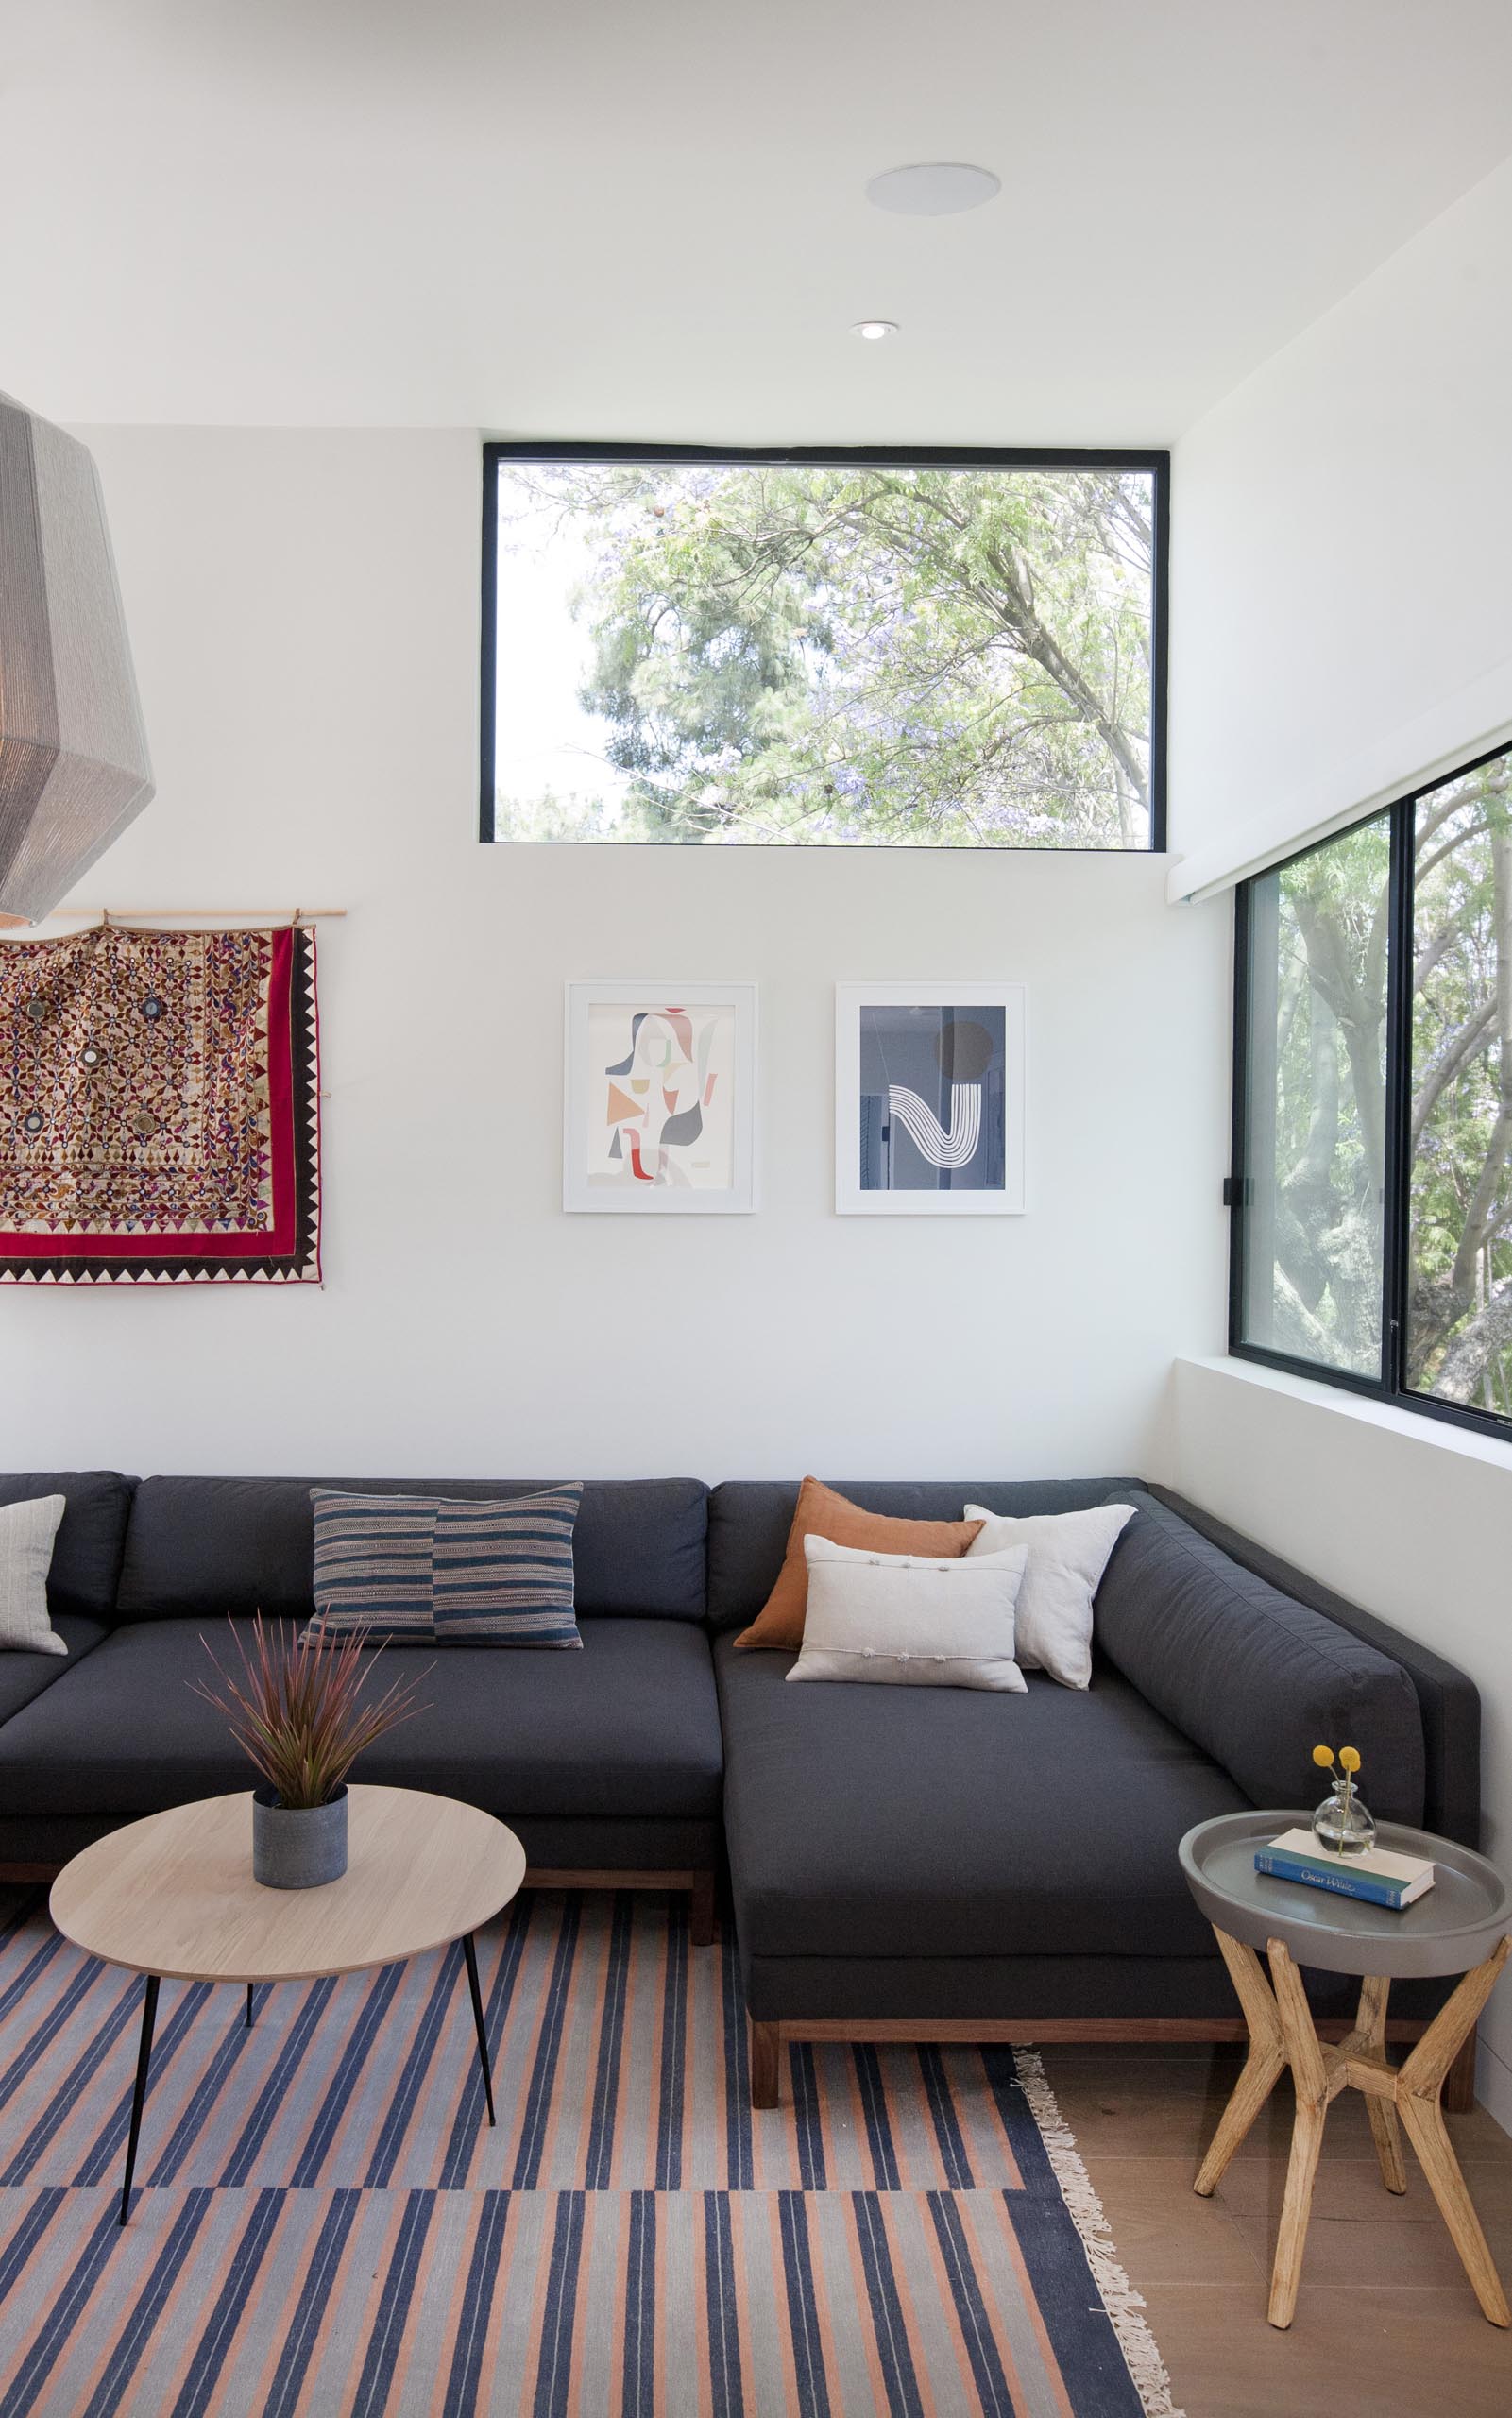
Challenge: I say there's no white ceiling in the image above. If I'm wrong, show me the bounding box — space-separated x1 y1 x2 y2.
5 0 1512 440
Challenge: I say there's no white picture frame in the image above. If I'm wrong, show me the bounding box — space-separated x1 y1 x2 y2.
564 980 758 1213
835 981 1027 1215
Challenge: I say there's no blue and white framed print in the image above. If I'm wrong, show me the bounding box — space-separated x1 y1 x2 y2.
835 982 1027 1215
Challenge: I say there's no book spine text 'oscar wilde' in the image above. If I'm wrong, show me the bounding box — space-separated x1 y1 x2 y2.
1253 1852 1405 1909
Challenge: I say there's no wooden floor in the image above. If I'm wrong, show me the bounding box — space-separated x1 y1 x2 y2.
1038 2040 1512 2418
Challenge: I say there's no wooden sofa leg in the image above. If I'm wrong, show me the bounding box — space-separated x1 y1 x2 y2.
1443 2031 1478 2115
750 2020 782 2108
689 1872 716 1949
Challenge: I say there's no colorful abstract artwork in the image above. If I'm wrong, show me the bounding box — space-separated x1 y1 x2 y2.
563 982 756 1213
835 982 1026 1215
0 923 321 1282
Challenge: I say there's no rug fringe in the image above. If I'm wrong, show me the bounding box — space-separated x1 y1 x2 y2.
1014 2048 1187 2418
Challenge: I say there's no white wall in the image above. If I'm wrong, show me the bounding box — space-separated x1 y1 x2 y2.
0 426 1230 1482
1169 153 1512 898
1167 162 1512 2126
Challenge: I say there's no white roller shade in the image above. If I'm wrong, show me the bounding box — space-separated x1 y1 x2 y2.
1166 673 1512 904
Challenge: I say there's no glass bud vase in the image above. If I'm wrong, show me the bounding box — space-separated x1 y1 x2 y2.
1312 1782 1377 1857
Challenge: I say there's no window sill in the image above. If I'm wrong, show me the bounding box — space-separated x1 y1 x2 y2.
1180 1354 1512 1474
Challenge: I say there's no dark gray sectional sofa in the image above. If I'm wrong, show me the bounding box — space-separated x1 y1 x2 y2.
710 1480 1478 2101
0 1468 1481 2108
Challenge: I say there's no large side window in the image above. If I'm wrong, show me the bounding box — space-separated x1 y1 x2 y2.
1407 755 1512 1417
1235 815 1391 1380
1232 743 1512 1439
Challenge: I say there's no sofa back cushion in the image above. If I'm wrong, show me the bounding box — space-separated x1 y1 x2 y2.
1095 1489 1426 1824
706 1478 1141 1633
115 1475 707 1624
0 1472 136 1624
1149 1483 1478 1847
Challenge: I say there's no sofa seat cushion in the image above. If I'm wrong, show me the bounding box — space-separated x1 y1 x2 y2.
716 1635 1245 1963
0 1617 722 1823
0 1616 108 1727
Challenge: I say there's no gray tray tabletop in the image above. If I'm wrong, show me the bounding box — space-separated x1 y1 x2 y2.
1180 1811 1512 1980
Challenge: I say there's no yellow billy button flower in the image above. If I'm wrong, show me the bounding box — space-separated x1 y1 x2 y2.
1312 1745 1335 1769
1339 1746 1361 1774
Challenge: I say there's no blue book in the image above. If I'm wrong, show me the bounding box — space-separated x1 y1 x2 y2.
1253 1829 1435 1911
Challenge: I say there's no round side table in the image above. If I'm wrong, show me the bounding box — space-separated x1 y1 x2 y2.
1180 1809 1512 2331
51 1784 526 2223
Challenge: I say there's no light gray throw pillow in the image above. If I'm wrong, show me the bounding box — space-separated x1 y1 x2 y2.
963 1503 1135 1688
0 1495 69 1656
788 1535 1028 1691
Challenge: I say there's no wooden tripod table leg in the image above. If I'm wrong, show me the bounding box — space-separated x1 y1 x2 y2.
1395 1938 1511 2328
1354 1973 1407 2195
1266 1937 1339 2330
1198 1920 1510 2328
1195 1929 1287 2196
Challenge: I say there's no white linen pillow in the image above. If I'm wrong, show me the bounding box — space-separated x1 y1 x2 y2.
0 1495 68 1657
788 1535 1028 1692
962 1503 1135 1690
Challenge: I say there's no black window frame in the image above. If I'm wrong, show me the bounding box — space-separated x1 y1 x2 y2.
1229 736 1512 1445
479 440 1170 853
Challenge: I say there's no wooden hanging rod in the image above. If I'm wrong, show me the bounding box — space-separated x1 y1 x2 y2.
0 908 347 932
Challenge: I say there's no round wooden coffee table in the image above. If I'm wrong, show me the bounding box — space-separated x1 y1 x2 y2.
1181 1810 1512 2330
50 1784 526 2222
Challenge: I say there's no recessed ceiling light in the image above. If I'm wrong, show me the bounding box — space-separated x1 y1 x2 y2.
866 162 1001 217
851 319 900 341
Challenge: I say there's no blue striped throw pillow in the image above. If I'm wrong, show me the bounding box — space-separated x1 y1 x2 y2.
310 1490 436 1643
432 1488 583 1646
310 1486 585 1646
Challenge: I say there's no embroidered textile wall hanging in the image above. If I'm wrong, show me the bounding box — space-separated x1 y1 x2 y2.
0 923 320 1284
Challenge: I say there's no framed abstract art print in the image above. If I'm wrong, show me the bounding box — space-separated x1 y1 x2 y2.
564 981 757 1213
835 982 1026 1215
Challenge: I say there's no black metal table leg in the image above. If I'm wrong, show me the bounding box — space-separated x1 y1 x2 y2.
246 1983 255 2029
119 1974 161 2225
461 1933 495 2126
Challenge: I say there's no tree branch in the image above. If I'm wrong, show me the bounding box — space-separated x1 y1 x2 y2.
1410 998 1496 1153
1428 1271 1512 1403
1447 823 1512 1302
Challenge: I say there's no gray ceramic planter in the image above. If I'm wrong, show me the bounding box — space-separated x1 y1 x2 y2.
252 1784 348 1889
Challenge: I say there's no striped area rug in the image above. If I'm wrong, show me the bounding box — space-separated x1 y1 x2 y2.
0 1888 1181 2418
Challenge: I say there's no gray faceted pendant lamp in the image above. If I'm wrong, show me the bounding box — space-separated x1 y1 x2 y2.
0 392 154 922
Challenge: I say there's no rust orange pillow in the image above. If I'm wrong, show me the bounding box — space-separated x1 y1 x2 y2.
733 1477 985 1651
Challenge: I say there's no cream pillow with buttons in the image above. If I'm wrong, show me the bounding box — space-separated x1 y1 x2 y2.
787 1535 1028 1691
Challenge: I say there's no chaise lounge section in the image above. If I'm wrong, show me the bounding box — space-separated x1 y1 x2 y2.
708 1478 1481 2106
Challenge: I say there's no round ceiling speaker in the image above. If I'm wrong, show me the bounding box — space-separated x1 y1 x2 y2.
865 162 1001 217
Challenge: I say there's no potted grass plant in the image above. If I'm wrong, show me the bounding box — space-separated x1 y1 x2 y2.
193 1614 430 1889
